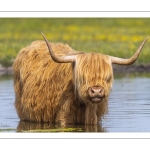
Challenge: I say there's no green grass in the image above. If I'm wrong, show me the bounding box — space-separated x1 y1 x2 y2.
20 128 82 132
0 18 150 67
0 128 16 132
0 127 82 132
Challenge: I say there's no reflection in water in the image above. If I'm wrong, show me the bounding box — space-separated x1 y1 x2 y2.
1 75 150 132
17 121 106 132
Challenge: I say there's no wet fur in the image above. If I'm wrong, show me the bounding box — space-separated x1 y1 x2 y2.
13 40 113 125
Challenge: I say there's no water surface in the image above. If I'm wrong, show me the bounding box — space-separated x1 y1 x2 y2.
0 74 150 132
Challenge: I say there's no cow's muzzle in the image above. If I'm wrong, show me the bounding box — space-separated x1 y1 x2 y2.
88 86 105 103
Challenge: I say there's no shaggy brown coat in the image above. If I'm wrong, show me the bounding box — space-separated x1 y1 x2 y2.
13 40 113 125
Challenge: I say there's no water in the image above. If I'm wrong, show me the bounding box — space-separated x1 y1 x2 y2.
103 77 150 132
0 74 150 132
0 79 19 131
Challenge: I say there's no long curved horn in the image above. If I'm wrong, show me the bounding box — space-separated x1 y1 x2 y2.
41 32 76 63
109 36 150 65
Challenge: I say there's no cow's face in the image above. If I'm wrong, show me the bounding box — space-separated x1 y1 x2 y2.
73 53 113 103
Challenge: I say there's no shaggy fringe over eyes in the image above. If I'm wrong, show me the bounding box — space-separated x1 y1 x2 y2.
74 53 114 98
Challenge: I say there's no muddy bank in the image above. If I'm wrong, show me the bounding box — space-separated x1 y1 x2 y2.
113 64 150 73
0 64 13 75
0 64 150 76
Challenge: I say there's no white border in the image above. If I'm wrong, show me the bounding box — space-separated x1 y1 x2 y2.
1 132 150 138
1 133 150 150
0 0 150 12
0 11 150 18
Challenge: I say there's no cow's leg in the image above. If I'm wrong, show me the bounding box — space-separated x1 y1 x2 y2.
55 98 77 126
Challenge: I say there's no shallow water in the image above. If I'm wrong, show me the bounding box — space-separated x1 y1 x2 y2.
0 74 150 132
103 77 150 132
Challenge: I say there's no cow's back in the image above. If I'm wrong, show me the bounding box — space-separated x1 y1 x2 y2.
13 40 73 122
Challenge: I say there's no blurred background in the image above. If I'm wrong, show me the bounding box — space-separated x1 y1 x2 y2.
0 18 150 68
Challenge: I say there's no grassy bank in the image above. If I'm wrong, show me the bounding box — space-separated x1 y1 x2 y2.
0 18 150 67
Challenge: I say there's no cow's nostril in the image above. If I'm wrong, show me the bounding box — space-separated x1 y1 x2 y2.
91 89 95 94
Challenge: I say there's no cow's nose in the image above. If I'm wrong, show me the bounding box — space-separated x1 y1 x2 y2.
88 86 105 103
88 86 105 96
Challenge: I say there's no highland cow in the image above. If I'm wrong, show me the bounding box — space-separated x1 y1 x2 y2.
13 33 149 125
